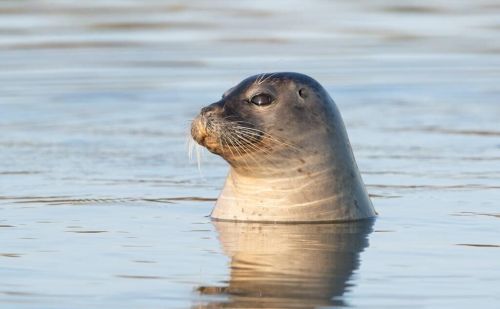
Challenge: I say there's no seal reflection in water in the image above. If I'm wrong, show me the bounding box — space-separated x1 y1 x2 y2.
191 72 376 222
195 220 373 308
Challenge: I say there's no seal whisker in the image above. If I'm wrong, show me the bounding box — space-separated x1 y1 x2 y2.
254 73 265 86
223 124 272 168
224 124 281 164
229 131 279 170
188 137 195 161
224 120 296 147
237 131 298 153
227 128 270 155
258 72 278 85
229 129 274 156
213 121 234 159
226 132 266 170
233 126 301 151
220 135 236 160
231 129 281 172
223 131 253 169
210 121 247 168
218 125 247 160
195 143 202 174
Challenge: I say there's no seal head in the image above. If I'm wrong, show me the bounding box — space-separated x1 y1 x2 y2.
191 72 376 222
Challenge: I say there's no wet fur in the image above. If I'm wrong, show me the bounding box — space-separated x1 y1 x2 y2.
191 72 377 222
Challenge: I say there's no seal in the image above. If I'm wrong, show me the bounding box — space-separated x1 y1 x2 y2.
191 72 376 222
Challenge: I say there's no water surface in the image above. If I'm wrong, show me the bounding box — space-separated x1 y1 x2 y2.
1 1 500 308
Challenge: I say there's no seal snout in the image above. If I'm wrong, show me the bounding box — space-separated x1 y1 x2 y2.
190 114 208 145
191 102 224 150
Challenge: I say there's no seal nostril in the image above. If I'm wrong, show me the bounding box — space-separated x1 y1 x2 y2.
201 106 213 117
201 101 224 117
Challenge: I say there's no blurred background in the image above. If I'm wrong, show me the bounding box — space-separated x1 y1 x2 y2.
1 1 499 308
1 0 499 197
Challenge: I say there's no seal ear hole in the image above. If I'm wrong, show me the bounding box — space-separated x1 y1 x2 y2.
298 88 308 99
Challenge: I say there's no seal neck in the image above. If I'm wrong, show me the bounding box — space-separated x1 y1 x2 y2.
211 118 377 222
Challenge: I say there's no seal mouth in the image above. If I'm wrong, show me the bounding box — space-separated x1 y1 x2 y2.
191 115 217 151
191 113 264 157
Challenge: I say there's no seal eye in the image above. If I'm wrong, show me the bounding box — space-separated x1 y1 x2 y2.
250 93 274 106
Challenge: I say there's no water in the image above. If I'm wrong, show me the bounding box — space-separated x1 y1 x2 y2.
1 0 499 308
